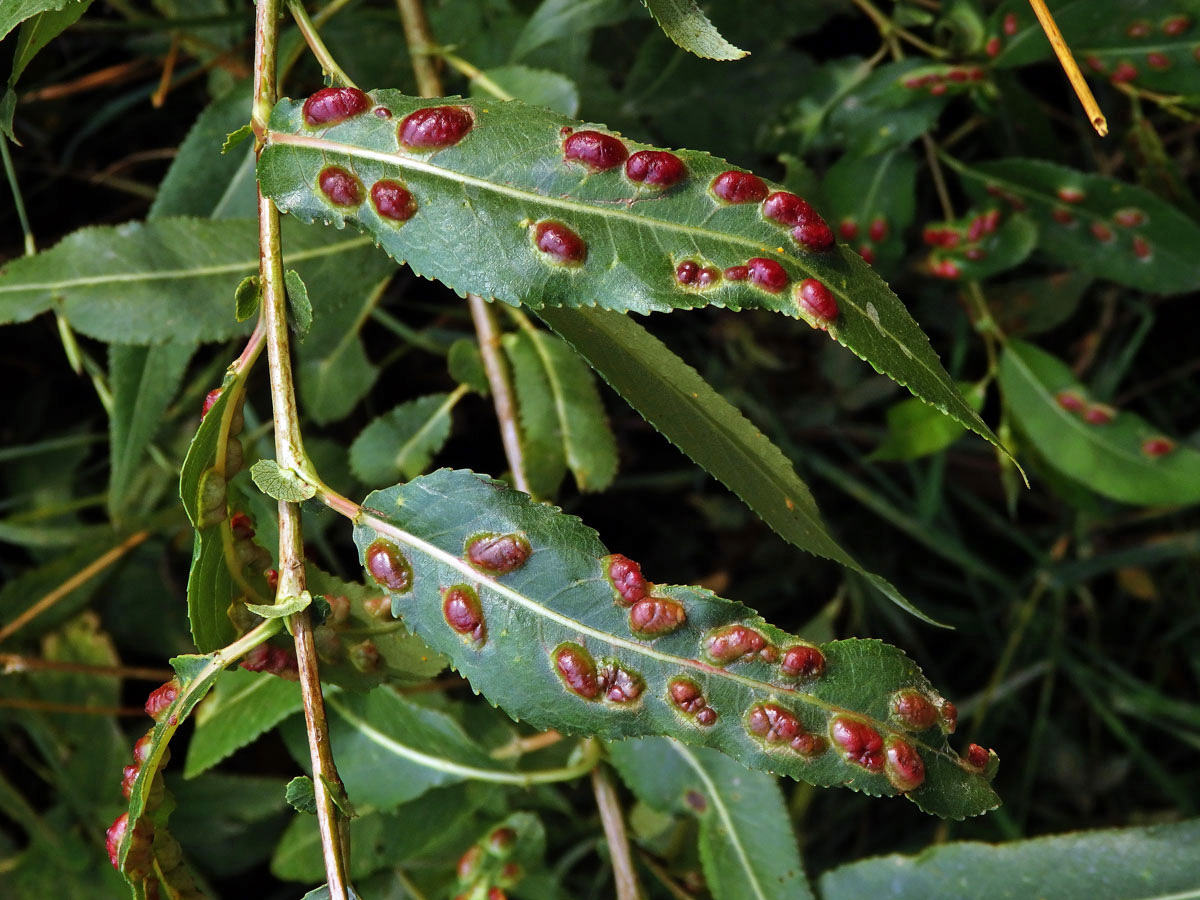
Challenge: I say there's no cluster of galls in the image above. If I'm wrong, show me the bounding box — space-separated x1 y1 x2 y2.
900 65 985 95
1055 390 1176 457
922 208 1002 279
454 824 525 900
196 386 247 529
105 680 203 897
839 215 890 266
1086 15 1195 83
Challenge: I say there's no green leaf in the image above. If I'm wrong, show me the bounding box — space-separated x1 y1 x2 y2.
250 459 317 502
0 218 391 343
353 469 999 818
988 0 1200 95
640 0 748 61
297 277 386 426
245 590 313 619
184 668 303 778
949 156 1200 295
257 92 1001 454
510 0 637 61
284 776 317 814
822 149 917 278
0 0 81 42
469 64 580 116
9 0 93 85
448 337 489 395
819 817 1200 900
988 270 1091 337
539 306 942 624
349 391 462 486
284 268 312 338
233 275 259 322
610 737 813 900
221 122 252 154
107 341 193 521
504 326 618 496
921 211 1038 281
999 340 1200 506
871 382 985 462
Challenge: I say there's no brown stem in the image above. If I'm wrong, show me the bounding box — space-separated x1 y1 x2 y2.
253 2 351 896
0 655 174 681
0 697 147 717
591 764 645 900
395 0 531 494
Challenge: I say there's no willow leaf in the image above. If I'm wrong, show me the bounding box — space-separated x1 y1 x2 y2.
257 91 998 451
641 0 749 61
352 469 999 819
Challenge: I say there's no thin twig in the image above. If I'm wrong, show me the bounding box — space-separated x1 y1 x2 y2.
0 655 174 681
0 531 150 645
150 32 181 108
253 2 351 896
287 0 357 88
591 763 645 900
395 0 531 494
1026 0 1107 136
0 697 148 717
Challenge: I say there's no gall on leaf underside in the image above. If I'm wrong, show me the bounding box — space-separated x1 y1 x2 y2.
258 91 1001 454
352 469 1000 819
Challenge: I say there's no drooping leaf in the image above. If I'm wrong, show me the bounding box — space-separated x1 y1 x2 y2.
352 469 999 818
503 326 618 496
0 0 83 42
184 668 303 778
609 737 814 900
8 0 93 86
349 391 462 486
639 0 748 61
284 776 317 815
257 91 1001 452
539 305 942 624
988 270 1091 337
510 0 637 61
0 218 393 344
244 590 313 619
999 340 1200 506
819 817 1200 900
284 268 312 338
949 156 1200 295
872 382 986 462
987 0 1200 95
250 459 317 502
469 64 580 115
108 341 193 521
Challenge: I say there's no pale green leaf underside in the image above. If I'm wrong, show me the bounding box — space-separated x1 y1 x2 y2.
258 91 999 452
819 818 1200 900
641 0 748 61
999 340 1200 507
540 306 942 624
352 469 998 819
250 459 317 502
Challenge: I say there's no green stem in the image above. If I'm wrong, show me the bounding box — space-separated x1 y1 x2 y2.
440 50 515 101
286 0 357 88
0 138 36 257
253 2 351 897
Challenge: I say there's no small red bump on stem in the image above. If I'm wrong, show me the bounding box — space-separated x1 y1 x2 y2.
1141 436 1175 457
858 244 875 264
1055 390 1086 413
830 716 885 771
1132 235 1153 260
780 643 825 679
201 388 221 418
1003 12 1018 35
891 690 939 731
563 130 628 171
366 539 414 592
675 260 699 285
443 585 486 642
554 643 599 699
1051 207 1075 225
1162 15 1191 36
1083 403 1115 425
625 150 687 187
885 738 926 791
1057 186 1086 204
605 553 648 606
318 166 363 206
746 703 802 743
1113 207 1146 227
1146 51 1172 70
144 680 178 720
723 265 749 281
702 624 768 664
985 36 1002 57
839 219 859 240
264 568 279 590
795 279 839 329
302 87 370 126
371 180 417 221
1110 61 1138 83
746 257 788 293
399 105 474 149
711 170 769 204
762 191 814 227
466 533 532 574
533 221 587 265
965 742 990 771
629 596 686 636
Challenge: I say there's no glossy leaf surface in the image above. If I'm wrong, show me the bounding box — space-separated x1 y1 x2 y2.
353 469 998 818
999 340 1200 506
258 91 999 450
640 0 748 60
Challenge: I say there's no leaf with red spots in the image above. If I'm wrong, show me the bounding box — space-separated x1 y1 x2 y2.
986 0 1200 95
259 91 1006 468
640 0 748 61
999 340 1200 506
609 737 814 900
822 149 917 278
948 156 1200 295
352 469 1000 818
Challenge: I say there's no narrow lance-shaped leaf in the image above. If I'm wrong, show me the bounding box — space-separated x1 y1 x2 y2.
640 0 749 61
353 469 1000 819
999 339 1200 506
609 737 814 900
349 390 464 486
539 305 942 624
257 90 1000 452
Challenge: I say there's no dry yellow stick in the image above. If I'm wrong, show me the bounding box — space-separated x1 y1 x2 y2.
1027 0 1108 136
